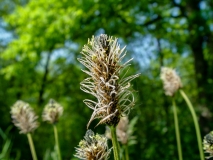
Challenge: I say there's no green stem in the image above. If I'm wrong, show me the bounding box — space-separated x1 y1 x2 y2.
27 133 38 160
53 125 62 160
172 98 183 160
179 89 204 160
124 144 129 160
110 126 120 160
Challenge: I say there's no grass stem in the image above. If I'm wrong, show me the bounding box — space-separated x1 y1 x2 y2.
53 125 62 160
172 98 183 160
179 89 204 160
110 126 120 160
124 144 129 160
27 133 38 160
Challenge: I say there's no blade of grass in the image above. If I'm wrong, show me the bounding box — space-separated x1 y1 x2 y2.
27 133 38 160
172 98 183 160
179 89 204 160
110 126 120 160
53 125 62 160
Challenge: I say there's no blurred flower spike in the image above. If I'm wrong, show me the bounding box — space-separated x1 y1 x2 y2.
105 116 138 145
75 129 111 160
42 99 63 124
160 67 182 96
78 34 139 128
203 131 213 159
10 100 39 134
115 116 129 145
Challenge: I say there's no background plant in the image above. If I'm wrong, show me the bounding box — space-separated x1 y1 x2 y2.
10 100 39 160
0 0 213 159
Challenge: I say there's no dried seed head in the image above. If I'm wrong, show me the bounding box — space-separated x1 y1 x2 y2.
42 99 63 124
78 34 139 128
160 67 182 96
10 100 39 134
74 130 111 160
203 131 213 159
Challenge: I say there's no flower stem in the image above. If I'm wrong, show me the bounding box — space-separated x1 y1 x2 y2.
53 125 62 160
179 89 204 160
124 144 129 160
172 98 183 160
27 133 38 160
110 126 120 160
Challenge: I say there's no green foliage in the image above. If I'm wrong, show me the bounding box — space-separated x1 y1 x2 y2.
0 0 213 159
0 128 12 159
43 147 58 160
0 127 21 160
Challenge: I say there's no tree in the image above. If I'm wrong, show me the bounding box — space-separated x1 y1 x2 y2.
1 0 213 159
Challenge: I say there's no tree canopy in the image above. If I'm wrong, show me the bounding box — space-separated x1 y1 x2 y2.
0 0 213 159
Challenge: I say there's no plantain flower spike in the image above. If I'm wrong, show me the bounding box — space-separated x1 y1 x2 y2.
75 129 111 160
78 34 139 128
203 131 213 159
160 67 182 96
10 100 39 134
42 99 63 124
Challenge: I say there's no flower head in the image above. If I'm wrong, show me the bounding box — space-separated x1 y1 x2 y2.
160 67 182 96
74 129 111 160
78 34 139 128
203 131 213 159
42 99 63 124
10 100 39 134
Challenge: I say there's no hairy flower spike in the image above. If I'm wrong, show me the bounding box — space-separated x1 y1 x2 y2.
74 130 111 160
10 100 39 134
160 67 182 96
78 34 139 128
203 131 213 159
42 99 63 124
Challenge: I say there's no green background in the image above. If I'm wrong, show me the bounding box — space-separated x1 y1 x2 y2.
0 0 213 159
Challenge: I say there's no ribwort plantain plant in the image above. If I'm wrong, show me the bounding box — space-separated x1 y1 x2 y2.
160 67 183 160
10 100 39 160
78 34 139 160
161 67 204 160
42 99 63 160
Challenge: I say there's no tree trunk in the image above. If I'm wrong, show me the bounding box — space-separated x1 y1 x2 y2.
38 52 51 106
187 0 212 104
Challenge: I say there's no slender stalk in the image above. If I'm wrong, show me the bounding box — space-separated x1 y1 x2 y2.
27 133 38 160
172 98 183 160
53 125 62 160
110 126 120 160
124 144 129 160
179 89 204 160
